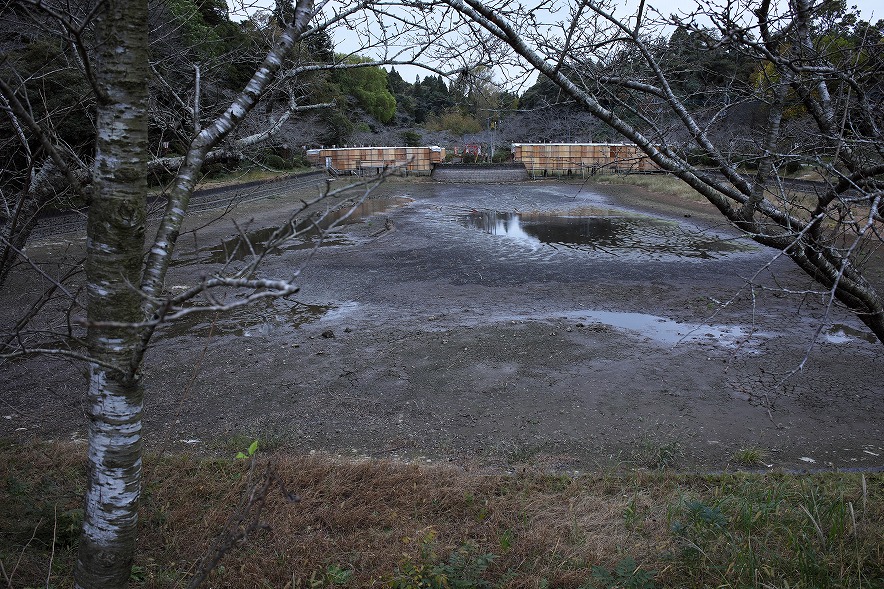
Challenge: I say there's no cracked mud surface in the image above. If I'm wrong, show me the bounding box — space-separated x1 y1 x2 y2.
2 178 882 472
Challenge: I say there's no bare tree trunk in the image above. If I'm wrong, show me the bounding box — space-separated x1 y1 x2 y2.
71 2 321 585
74 0 149 586
2 2 409 585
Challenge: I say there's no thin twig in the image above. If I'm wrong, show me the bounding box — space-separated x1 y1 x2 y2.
9 517 43 584
45 505 57 589
0 235 75 299
0 558 12 589
145 313 218 488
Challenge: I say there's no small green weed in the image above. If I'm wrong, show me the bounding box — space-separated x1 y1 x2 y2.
129 564 146 583
389 542 496 589
436 543 496 588
235 439 260 460
581 557 656 589
224 432 286 457
623 496 640 530
498 529 514 552
636 438 683 470
324 564 354 586
303 564 354 587
388 560 448 589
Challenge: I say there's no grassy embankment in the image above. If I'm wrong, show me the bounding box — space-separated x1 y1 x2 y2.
2 441 881 588
591 173 711 204
190 167 315 191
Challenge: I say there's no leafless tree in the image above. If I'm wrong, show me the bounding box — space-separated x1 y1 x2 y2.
430 0 883 344
0 1 442 587
0 0 457 286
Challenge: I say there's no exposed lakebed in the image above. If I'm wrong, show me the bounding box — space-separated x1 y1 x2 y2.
3 179 881 472
171 197 413 266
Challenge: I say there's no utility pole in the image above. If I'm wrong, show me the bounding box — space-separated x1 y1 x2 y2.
489 114 495 163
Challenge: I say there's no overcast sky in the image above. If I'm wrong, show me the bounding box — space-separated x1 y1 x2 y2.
228 0 880 89
371 0 876 86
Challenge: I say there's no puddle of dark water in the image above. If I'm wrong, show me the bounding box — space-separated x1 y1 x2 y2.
461 210 750 259
824 324 878 344
157 301 331 339
179 197 412 265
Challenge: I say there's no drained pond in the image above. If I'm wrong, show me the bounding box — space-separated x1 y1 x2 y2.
6 179 880 472
173 196 413 266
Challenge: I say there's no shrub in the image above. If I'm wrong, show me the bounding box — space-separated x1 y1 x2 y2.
263 154 287 170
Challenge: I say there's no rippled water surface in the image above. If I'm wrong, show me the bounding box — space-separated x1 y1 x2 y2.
461 210 751 260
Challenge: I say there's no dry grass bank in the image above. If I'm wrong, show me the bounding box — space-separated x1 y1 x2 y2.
2 441 882 588
589 173 709 204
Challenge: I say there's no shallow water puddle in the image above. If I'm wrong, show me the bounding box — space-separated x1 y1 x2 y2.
461 210 750 259
494 308 770 349
157 301 331 339
824 324 878 344
572 310 763 348
180 197 412 265
547 311 872 348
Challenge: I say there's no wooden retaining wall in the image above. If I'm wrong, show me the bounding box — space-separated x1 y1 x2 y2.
306 146 445 175
512 143 658 175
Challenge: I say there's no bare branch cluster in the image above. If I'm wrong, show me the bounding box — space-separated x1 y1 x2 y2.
432 0 883 342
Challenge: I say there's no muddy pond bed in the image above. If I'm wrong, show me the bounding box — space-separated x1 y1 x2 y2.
2 179 882 472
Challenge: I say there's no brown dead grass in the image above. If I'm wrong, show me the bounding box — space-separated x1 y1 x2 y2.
1 441 882 589
137 453 670 588
590 173 710 205
192 168 312 191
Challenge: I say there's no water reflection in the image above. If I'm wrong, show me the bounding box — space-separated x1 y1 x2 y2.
472 212 539 244
462 210 749 259
157 301 331 339
825 324 878 344
576 310 757 347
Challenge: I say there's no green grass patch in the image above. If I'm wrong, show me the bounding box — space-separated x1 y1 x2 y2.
1 441 881 588
733 447 768 468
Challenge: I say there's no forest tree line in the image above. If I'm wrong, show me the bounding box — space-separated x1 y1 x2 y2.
5 0 879 183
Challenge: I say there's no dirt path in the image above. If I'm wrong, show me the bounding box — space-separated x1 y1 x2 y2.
2 177 882 472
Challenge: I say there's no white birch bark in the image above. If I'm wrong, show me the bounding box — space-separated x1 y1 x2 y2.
74 0 150 586
72 3 320 586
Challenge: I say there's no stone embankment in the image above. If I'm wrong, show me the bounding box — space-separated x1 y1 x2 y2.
431 163 529 183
